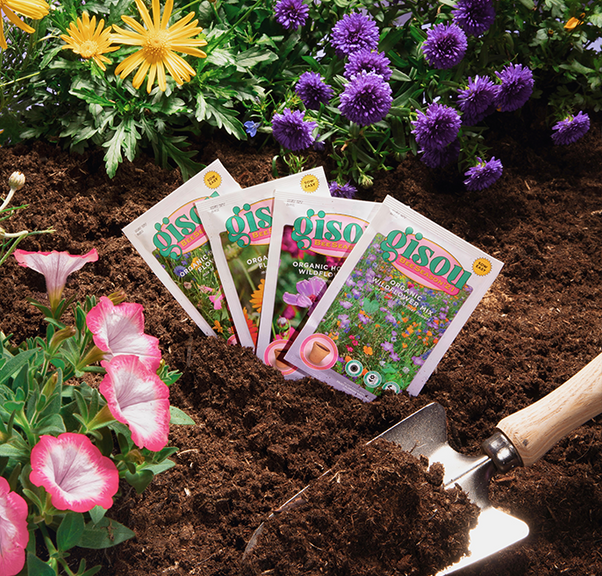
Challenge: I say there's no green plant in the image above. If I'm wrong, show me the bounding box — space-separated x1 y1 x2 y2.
0 249 192 575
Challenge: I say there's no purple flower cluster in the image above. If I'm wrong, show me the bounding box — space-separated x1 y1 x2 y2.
295 71 334 110
271 108 317 151
453 0 495 36
339 72 392 126
457 75 497 125
412 103 461 151
464 157 503 191
329 181 357 199
494 63 534 112
330 12 379 59
344 49 392 81
551 111 590 145
274 0 309 30
422 22 467 69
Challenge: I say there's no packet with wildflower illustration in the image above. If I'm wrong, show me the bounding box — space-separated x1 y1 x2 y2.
196 168 330 350
123 160 241 341
284 196 503 400
257 191 380 378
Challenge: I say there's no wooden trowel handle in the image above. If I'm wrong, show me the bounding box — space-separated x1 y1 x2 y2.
496 352 602 467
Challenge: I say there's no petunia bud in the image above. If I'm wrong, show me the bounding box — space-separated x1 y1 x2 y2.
107 288 128 305
8 171 25 191
49 326 77 349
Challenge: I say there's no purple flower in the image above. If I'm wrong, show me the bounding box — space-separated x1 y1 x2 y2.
329 181 357 199
330 12 379 59
494 63 534 112
173 265 186 277
344 49 392 81
340 300 352 309
453 0 496 36
351 288 361 299
381 341 395 353
412 103 461 151
339 72 392 126
283 276 327 307
422 22 467 69
272 108 316 151
244 121 260 137
274 0 309 30
457 75 497 125
385 313 396 324
551 111 590 145
420 138 461 169
464 157 503 191
295 71 334 110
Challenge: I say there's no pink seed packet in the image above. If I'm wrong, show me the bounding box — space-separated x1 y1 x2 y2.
123 160 241 340
284 195 503 400
196 168 330 349
257 192 380 378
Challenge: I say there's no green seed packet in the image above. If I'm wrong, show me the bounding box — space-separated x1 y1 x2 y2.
123 160 241 340
196 168 330 349
284 195 503 400
257 191 380 378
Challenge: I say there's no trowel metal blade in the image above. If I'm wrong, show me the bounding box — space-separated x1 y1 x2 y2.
374 403 529 575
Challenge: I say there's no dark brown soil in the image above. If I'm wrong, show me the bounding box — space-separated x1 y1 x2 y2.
241 439 480 576
1 109 601 576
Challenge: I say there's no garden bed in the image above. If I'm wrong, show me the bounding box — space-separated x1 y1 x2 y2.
1 109 601 575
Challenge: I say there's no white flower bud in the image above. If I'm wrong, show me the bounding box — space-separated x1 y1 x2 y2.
8 172 25 191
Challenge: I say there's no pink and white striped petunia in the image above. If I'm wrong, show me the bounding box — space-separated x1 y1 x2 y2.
86 296 161 371
14 249 99 310
100 355 170 452
0 477 29 576
30 433 119 513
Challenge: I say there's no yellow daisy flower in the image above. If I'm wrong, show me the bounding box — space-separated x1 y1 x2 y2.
112 0 207 93
60 12 118 71
0 0 49 50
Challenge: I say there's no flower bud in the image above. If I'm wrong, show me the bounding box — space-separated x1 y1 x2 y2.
8 172 25 191
49 326 76 349
107 288 128 305
358 173 374 189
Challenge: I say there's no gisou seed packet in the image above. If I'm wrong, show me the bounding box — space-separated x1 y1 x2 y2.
196 168 330 349
284 195 503 400
257 192 380 378
123 160 241 340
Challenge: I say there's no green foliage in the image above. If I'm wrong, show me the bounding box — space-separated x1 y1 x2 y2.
0 0 600 183
0 284 189 575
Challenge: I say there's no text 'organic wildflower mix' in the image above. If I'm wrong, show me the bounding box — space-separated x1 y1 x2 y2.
123 160 241 340
257 191 380 378
284 196 503 400
196 168 330 349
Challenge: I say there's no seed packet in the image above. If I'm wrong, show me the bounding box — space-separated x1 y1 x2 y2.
196 168 330 349
123 160 241 340
257 192 380 378
284 195 503 400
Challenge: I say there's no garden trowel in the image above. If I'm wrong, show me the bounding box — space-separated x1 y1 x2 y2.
244 351 602 574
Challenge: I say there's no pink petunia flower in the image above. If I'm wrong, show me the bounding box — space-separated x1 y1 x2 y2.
86 296 161 371
0 477 29 576
100 355 170 452
14 249 99 310
30 433 119 513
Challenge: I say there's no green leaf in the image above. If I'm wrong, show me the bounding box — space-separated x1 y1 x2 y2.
35 413 66 436
27 553 55 576
169 406 195 425
235 47 278 71
89 505 108 526
0 349 37 385
144 459 176 476
79 518 136 549
103 122 128 178
125 468 155 493
57 512 85 551
518 0 534 9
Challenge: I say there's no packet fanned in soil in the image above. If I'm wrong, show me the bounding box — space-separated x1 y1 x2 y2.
196 168 330 349
257 192 380 378
123 160 241 340
284 195 503 400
